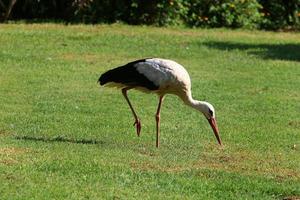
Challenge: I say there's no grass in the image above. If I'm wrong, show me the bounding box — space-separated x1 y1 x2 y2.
0 23 299 199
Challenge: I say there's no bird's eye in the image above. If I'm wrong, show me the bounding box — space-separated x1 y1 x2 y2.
209 109 213 116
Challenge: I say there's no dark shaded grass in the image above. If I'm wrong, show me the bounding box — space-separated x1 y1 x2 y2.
202 41 300 62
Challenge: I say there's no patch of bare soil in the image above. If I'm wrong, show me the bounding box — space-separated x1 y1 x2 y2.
0 147 29 165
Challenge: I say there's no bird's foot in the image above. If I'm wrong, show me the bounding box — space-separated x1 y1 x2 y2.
133 119 141 137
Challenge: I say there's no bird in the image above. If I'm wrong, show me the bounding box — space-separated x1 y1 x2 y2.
98 58 222 148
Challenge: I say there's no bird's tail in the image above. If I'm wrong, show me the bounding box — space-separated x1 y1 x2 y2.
98 72 108 85
98 72 110 86
98 66 127 86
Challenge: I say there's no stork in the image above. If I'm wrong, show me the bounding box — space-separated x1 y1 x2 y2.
98 58 222 147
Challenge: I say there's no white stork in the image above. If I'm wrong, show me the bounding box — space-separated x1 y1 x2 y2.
99 58 222 147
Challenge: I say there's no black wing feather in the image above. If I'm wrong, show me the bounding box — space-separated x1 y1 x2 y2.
98 59 159 90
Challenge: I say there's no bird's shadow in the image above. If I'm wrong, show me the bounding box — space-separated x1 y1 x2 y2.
201 41 300 62
15 135 105 145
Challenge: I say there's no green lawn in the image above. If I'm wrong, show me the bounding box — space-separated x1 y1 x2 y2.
0 23 299 199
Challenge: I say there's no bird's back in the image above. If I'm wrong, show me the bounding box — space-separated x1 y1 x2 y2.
140 58 192 96
99 58 191 96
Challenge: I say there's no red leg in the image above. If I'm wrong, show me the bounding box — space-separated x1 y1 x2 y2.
155 96 164 148
122 88 141 136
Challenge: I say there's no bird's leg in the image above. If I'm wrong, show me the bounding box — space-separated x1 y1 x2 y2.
155 95 164 148
122 88 141 136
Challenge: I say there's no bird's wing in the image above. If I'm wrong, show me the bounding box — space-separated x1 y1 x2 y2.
99 59 160 90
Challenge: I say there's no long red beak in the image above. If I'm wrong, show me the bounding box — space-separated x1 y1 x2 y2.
207 117 222 145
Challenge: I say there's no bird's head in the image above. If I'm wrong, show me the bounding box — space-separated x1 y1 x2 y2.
195 101 222 146
201 102 215 119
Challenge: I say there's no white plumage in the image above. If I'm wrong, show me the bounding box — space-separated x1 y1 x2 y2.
99 58 222 147
136 58 189 87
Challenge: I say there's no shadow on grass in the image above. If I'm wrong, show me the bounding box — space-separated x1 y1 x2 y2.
15 135 105 145
202 41 300 62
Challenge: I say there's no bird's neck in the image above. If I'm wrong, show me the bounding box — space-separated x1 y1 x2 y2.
181 91 206 114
